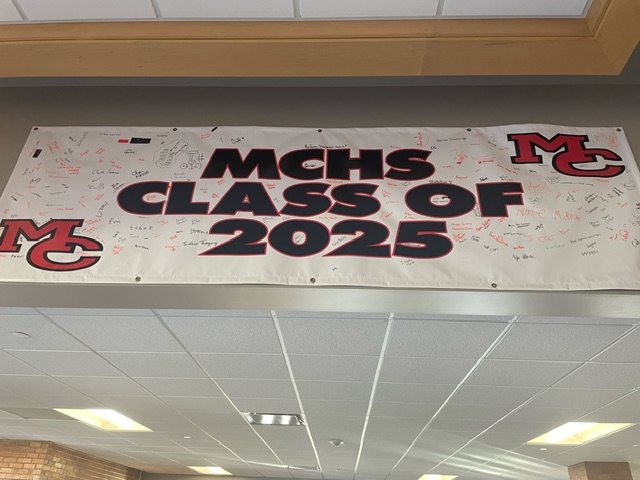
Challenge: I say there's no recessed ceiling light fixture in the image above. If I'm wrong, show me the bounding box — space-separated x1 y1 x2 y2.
11 331 30 338
53 409 152 432
188 466 232 475
418 475 458 480
527 422 634 445
242 412 304 426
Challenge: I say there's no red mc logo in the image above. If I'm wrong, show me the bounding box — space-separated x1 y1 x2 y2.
0 219 103 272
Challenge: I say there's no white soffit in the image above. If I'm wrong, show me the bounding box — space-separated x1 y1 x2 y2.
299 0 439 18
441 0 590 17
156 0 295 19
17 0 156 21
0 0 21 21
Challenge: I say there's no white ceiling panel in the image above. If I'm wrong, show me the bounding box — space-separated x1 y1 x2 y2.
374 383 455 404
278 317 387 355
465 359 582 387
505 406 593 424
134 378 223 397
387 320 505 357
50 315 185 352
195 353 289 379
215 378 296 399
302 399 369 417
0 351 42 375
300 0 439 18
488 323 630 361
288 355 378 382
436 403 517 422
162 316 282 354
17 0 156 21
297 380 372 401
7 351 126 377
441 0 589 17
369 401 440 418
379 357 477 384
0 375 80 395
229 397 301 413
554 362 640 389
156 0 295 19
158 396 238 414
100 352 207 378
55 376 152 396
0 314 89 351
526 387 632 409
449 384 541 406
592 328 640 362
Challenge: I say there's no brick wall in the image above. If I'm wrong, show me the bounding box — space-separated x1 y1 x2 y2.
0 440 141 480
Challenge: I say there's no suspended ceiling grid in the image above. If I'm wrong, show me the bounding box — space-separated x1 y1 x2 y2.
2 308 640 480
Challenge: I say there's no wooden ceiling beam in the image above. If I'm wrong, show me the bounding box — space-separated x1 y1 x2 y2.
0 0 637 78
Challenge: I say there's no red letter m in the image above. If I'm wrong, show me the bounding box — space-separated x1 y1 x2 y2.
508 133 625 178
0 219 103 272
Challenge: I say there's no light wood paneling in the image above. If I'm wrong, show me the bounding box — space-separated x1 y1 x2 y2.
0 0 636 77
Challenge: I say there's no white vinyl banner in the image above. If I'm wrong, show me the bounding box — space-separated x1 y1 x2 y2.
0 125 639 290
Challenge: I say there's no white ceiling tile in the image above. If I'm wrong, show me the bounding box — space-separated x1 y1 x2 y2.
0 308 38 314
157 0 294 19
229 398 300 413
450 385 541 406
379 357 477 384
195 353 289 379
0 0 20 21
297 381 372 401
56 376 152 396
555 363 640 389
518 316 638 326
278 317 387 355
101 352 206 378
134 378 223 397
162 316 282 354
488 324 630 361
465 360 581 387
375 383 456 404
302 399 368 417
18 0 156 21
505 406 593 423
0 351 41 375
300 0 438 18
437 403 516 422
393 313 512 322
387 320 505 357
441 0 589 17
288 355 378 381
577 391 640 422
304 415 366 432
367 416 428 432
593 328 640 362
527 388 632 410
369 401 439 418
156 309 270 317
215 378 296 399
0 314 89 351
50 315 184 352
39 308 153 316
0 391 45 408
21 394 104 409
159 396 238 414
8 351 125 377
429 417 496 433
0 375 79 395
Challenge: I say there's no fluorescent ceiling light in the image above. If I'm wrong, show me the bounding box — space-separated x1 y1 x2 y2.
418 475 458 480
242 412 304 426
527 422 634 445
53 409 152 432
188 466 232 475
